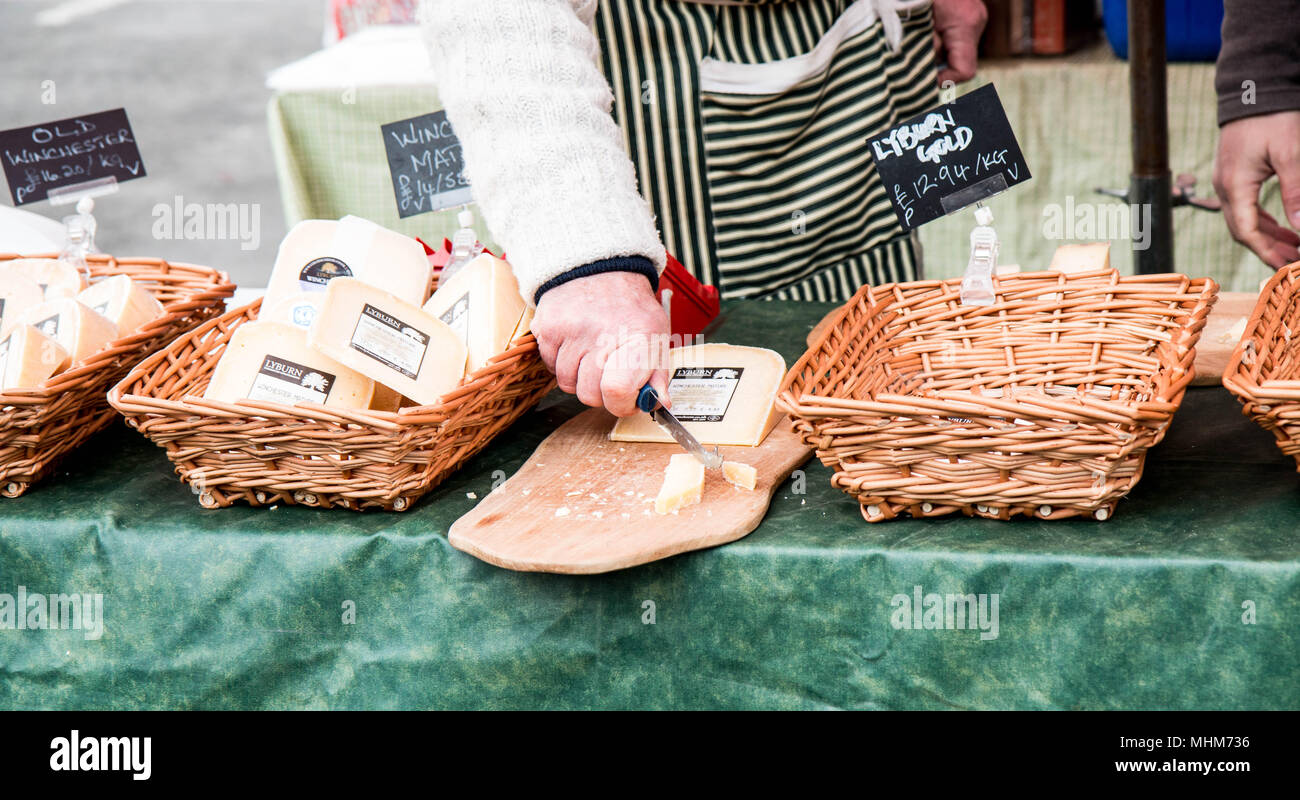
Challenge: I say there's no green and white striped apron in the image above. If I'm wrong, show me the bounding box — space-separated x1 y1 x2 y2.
594 0 938 301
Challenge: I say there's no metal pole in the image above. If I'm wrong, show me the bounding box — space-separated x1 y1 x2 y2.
1128 0 1174 274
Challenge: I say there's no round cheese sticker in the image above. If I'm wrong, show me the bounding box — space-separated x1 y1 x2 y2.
298 257 353 292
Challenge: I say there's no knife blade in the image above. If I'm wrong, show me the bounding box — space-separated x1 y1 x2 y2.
635 384 723 470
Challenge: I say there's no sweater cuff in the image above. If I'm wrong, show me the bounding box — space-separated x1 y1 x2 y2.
532 256 660 305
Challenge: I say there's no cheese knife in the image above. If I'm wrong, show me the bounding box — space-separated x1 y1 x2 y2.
636 384 723 470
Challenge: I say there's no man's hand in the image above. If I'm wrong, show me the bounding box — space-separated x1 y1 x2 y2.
932 0 987 85
533 270 671 417
1213 111 1300 269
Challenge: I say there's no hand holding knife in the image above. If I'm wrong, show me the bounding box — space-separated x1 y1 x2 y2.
636 383 723 470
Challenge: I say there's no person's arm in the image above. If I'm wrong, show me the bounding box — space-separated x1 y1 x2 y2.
421 0 670 415
1212 0 1300 268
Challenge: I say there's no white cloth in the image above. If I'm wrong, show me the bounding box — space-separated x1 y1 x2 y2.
419 0 667 304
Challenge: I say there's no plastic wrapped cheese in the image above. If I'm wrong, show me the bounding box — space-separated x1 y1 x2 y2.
0 258 87 300
423 254 526 374
0 324 70 391
262 216 432 316
307 277 467 406
0 273 45 338
611 344 786 446
15 299 118 369
76 274 165 337
203 320 374 409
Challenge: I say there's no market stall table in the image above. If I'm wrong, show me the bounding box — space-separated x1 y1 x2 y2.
1 300 1296 710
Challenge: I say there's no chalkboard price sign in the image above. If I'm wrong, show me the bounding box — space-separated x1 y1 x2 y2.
867 84 1030 230
0 108 146 206
381 110 473 219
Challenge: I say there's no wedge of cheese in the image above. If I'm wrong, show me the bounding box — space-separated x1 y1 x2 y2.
262 216 432 313
511 306 536 343
15 299 118 369
0 258 87 300
0 325 70 391
654 453 705 514
203 320 374 409
1047 243 1111 274
0 274 45 338
611 343 786 446
308 277 467 406
423 254 526 374
76 274 165 337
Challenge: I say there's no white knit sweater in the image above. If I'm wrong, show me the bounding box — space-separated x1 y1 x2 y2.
419 0 668 305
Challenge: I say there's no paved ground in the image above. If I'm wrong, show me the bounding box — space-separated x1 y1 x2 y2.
1 0 325 286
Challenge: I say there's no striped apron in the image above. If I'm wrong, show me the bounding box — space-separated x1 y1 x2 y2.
594 0 939 301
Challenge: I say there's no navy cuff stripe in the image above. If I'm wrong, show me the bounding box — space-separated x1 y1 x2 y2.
533 256 660 305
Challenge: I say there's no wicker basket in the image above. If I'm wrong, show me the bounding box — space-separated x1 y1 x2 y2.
107 295 555 511
779 270 1218 522
1223 261 1300 469
1 253 235 497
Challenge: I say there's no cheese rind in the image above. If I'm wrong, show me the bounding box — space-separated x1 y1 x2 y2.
611 343 787 446
75 274 165 337
15 299 118 369
654 453 705 514
423 254 526 375
0 258 87 300
0 274 45 338
0 325 70 391
722 461 757 491
308 277 467 406
1047 243 1111 274
203 320 374 409
263 217 433 312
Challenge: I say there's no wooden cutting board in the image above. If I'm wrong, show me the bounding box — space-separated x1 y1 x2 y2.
449 408 812 574
805 291 1264 386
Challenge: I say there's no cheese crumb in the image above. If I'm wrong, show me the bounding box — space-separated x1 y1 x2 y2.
467 492 477 500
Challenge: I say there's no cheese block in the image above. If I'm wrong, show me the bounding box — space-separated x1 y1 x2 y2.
0 325 70 391
0 258 87 300
308 277 467 406
203 320 374 409
368 383 404 413
511 306 536 343
610 343 786 446
722 460 757 491
75 274 165 337
0 274 45 338
1047 243 1111 274
262 216 432 312
263 291 323 330
423 254 526 374
654 453 705 514
15 299 118 369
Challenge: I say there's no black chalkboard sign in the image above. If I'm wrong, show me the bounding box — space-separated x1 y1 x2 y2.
867 84 1030 230
381 110 472 219
0 108 146 206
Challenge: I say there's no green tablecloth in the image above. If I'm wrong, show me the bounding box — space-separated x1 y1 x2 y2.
1 301 1297 710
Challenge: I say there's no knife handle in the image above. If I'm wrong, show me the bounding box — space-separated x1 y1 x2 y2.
636 383 660 413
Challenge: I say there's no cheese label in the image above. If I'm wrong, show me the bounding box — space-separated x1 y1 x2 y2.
349 303 429 379
665 366 744 422
247 354 336 405
33 313 60 339
298 257 353 292
289 302 318 329
438 292 471 340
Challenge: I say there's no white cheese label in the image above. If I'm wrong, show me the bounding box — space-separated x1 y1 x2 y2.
247 354 336 405
666 366 744 422
349 303 430 379
297 257 353 293
438 292 470 340
33 313 60 339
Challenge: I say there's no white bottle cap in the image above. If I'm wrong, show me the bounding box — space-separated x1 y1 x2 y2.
457 208 475 228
